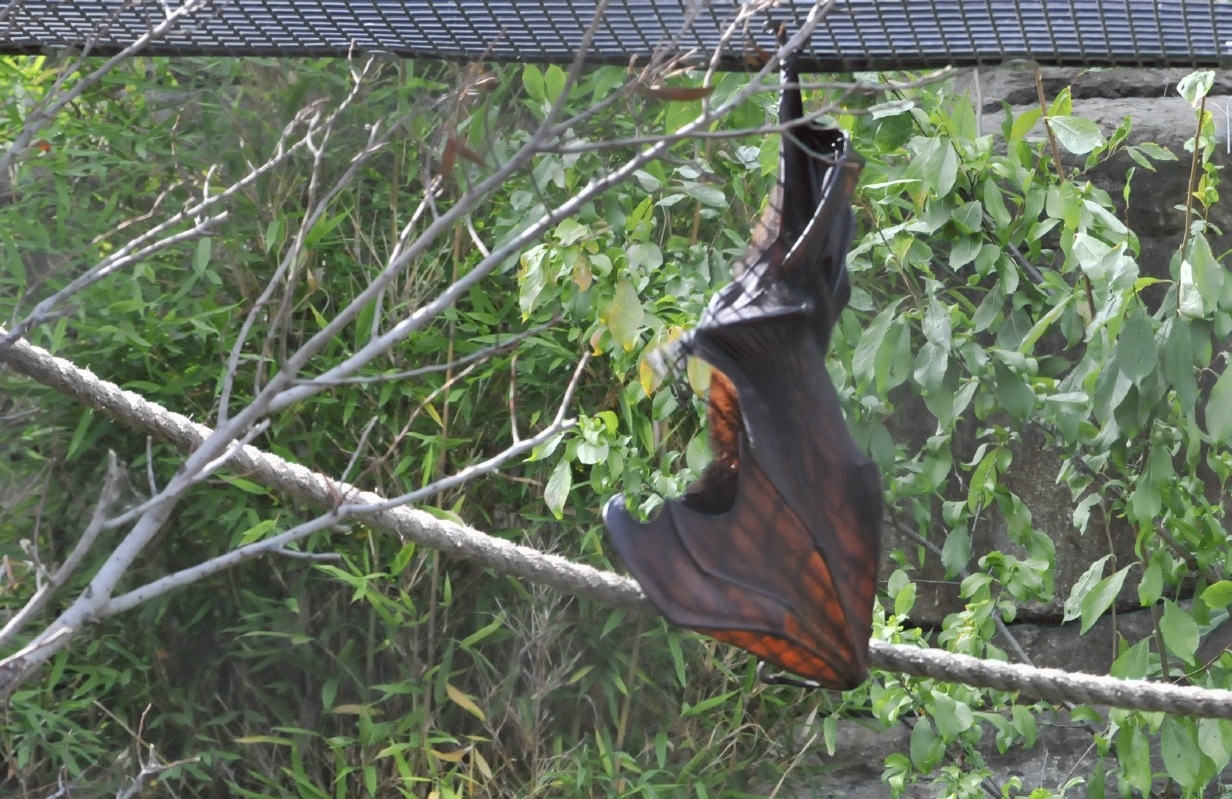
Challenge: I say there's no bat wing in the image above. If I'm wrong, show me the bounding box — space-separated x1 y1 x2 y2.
691 313 882 685
603 436 867 689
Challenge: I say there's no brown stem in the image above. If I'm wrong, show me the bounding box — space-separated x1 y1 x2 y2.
1082 275 1096 321
1101 500 1118 664
1150 595 1172 683
1034 69 1065 182
1181 95 1207 257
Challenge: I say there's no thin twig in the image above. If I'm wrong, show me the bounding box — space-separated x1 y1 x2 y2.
1181 94 1208 257
1034 69 1065 182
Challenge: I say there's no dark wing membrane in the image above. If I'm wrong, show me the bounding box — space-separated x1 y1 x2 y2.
691 313 882 677
602 446 866 689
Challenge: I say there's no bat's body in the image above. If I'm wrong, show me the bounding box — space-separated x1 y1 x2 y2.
602 58 883 689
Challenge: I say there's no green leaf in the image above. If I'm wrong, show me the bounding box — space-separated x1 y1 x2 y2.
909 718 944 774
1088 759 1106 799
1010 705 1037 747
518 245 550 318
683 690 737 717
982 179 1011 229
1138 141 1178 161
1131 446 1175 522
1018 294 1073 355
852 299 903 386
1184 233 1225 317
949 234 981 269
1202 581 1232 609
913 341 949 394
667 633 686 687
1118 725 1152 795
522 65 545 102
1199 718 1232 772
869 99 914 119
759 134 779 175
1048 115 1105 155
626 241 663 271
1008 107 1042 142
994 359 1035 419
1080 565 1132 633
1115 310 1157 384
193 237 212 272
1177 70 1215 107
1161 717 1201 790
1063 555 1111 624
1092 359 1132 423
1139 560 1163 606
1161 600 1199 662
391 543 416 574
687 186 726 208
823 714 838 755
543 64 567 103
1071 232 1112 275
1112 638 1151 679
224 477 269 495
238 519 278 547
1206 365 1232 445
605 279 644 352
931 693 973 741
894 581 916 617
544 459 571 519
951 201 982 234
66 408 95 462
1179 259 1206 318
1162 317 1199 413
918 138 957 197
941 527 971 579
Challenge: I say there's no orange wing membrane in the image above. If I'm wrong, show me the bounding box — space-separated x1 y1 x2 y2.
602 52 882 690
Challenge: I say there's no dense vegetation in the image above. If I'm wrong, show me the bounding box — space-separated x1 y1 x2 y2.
1 51 1230 798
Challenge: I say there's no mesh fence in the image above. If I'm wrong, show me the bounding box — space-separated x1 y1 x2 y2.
1 0 1230 69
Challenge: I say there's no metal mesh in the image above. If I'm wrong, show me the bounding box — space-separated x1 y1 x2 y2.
2 0 1230 68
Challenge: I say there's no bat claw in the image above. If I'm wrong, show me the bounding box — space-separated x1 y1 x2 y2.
756 660 822 690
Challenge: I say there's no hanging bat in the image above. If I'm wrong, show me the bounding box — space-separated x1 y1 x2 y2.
602 55 883 689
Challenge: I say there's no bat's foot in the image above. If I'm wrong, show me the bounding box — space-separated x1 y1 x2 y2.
756 660 822 690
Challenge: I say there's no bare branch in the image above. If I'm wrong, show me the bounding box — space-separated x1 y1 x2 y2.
294 316 558 387
0 453 125 651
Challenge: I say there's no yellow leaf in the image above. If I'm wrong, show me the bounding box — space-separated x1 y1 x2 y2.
424 402 443 428
432 748 468 763
639 352 663 397
605 279 644 351
473 749 493 780
686 357 711 396
446 682 487 721
332 704 382 716
572 254 593 291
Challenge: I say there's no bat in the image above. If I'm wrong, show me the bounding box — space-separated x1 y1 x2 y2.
602 55 883 690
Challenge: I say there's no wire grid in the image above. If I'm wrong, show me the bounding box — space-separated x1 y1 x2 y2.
2 0 1231 68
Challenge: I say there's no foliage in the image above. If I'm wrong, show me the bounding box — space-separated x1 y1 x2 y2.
0 46 1230 799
